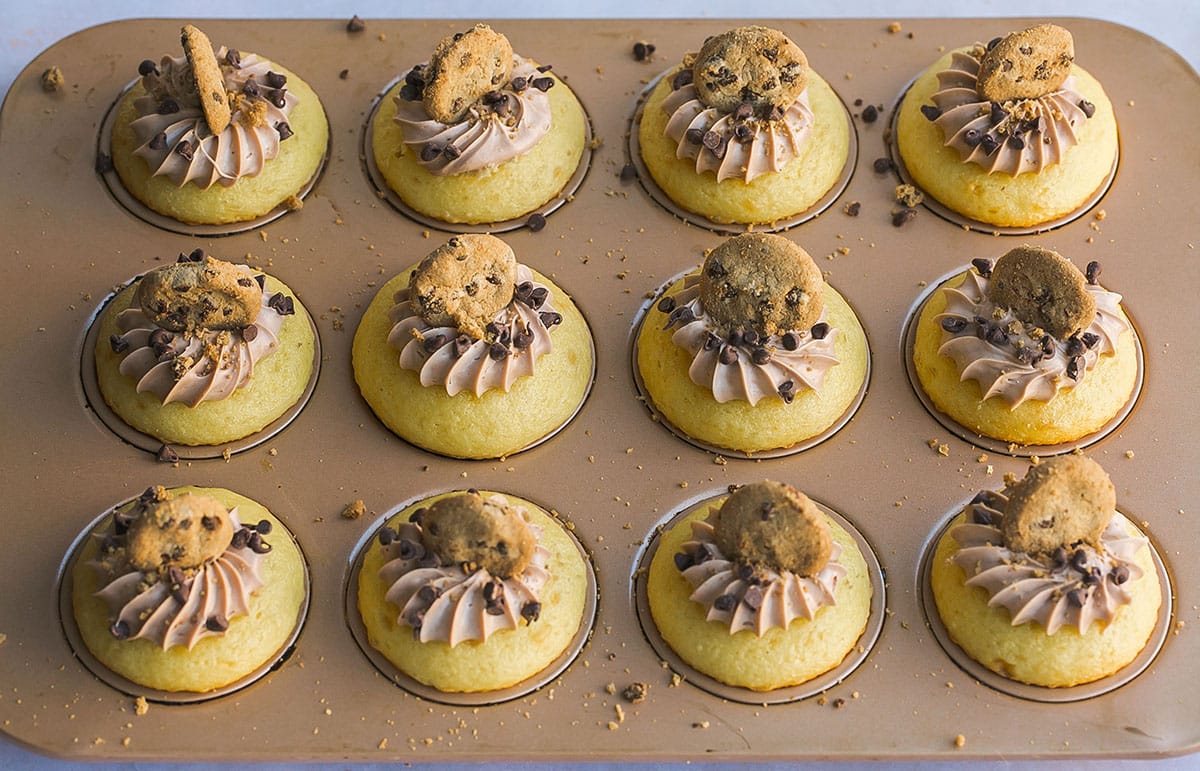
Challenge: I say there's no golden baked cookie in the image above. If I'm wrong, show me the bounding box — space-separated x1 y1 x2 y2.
356 490 589 693
94 252 316 447
637 234 867 454
71 486 307 693
352 235 593 459
1001 454 1114 555
637 26 849 226
896 26 1116 228
931 459 1161 687
110 25 328 226
409 234 518 339
647 483 872 691
912 252 1136 445
371 26 587 225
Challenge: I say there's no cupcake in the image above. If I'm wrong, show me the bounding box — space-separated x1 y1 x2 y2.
636 233 868 454
646 481 872 691
930 456 1161 687
352 234 593 459
356 490 589 693
70 485 307 693
94 249 316 447
912 246 1136 445
370 24 588 226
637 25 850 225
895 24 1117 228
109 24 328 226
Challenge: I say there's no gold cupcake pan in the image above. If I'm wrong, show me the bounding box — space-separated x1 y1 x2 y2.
1 17 1197 762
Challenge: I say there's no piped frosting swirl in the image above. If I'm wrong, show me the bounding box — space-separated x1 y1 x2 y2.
661 275 838 405
661 79 814 183
935 269 1129 408
130 48 297 188
387 264 558 397
926 45 1092 176
949 490 1145 634
675 512 845 637
394 56 552 176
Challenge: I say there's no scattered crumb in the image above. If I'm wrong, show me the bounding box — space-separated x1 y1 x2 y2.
895 184 924 207
341 499 366 520
346 15 365 33
134 697 148 717
832 698 846 709
338 69 349 79
268 447 278 456
692 720 710 729
283 195 303 211
41 66 64 92
622 682 648 703
604 682 617 695
887 21 902 34
378 738 388 749
607 721 619 731
926 438 938 449
976 454 988 463
843 201 861 217
0 633 6 646
955 734 966 748
222 447 232 462
1125 450 1135 458
121 737 131 747
670 672 682 687
937 443 949 457
614 704 626 724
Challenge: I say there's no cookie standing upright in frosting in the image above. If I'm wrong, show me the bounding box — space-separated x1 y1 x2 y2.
109 24 329 226
355 490 590 693
895 24 1117 228
646 481 873 691
930 457 1162 687
370 24 588 225
636 233 868 454
636 25 851 225
912 245 1137 445
352 234 593 459
70 485 307 693
93 249 316 447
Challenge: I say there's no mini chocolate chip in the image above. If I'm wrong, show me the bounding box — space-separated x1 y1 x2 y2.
781 332 800 351
138 59 159 77
1067 588 1086 607
1065 336 1084 357
1071 549 1089 571
892 207 918 227
741 328 759 346
766 105 785 121
513 326 534 350
482 89 505 105
265 70 286 89
1041 335 1055 356
633 41 656 61
268 293 295 315
243 80 260 97
873 157 894 174
399 83 420 101
656 295 676 313
718 345 738 365
482 581 499 602
149 329 174 347
527 212 547 232
985 324 1009 346
205 613 229 632
420 143 441 162
1082 332 1100 349
110 620 131 640
1007 134 1025 150
727 329 744 347
684 127 705 145
971 505 995 526
811 322 830 340
532 77 555 92
275 121 293 141
751 347 771 365
844 201 861 217
521 601 542 623
95 152 114 174
701 130 722 152
862 104 880 123
268 88 287 108
510 75 527 92
239 324 258 343
732 101 754 121
159 97 179 114
665 305 694 329
378 526 397 546
778 381 795 403
980 134 1000 155
941 317 968 333
1067 356 1083 381
529 286 549 308
702 332 720 351
417 585 438 603
488 342 509 360
620 163 637 183
1110 565 1130 585
989 102 1008 126
536 64 553 73
347 15 365 32
253 519 271 535
339 68 349 80
963 128 983 147
422 333 446 353
713 594 737 612
1085 261 1102 285
224 48 241 68
175 140 194 161
1083 566 1101 586
148 132 167 151
1052 546 1070 567
109 334 130 354
156 444 179 463
673 552 694 571
248 531 272 554
1079 99 1096 118
742 586 764 610
971 257 993 277
919 104 941 122
671 69 693 90
539 311 562 328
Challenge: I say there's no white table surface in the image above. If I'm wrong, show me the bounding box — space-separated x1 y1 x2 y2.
2 1 1197 769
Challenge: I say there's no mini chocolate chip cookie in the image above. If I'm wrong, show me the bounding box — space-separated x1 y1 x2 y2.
699 233 825 337
977 24 1075 103
125 491 235 573
422 24 514 123
410 234 518 340
692 26 808 115
136 255 263 333
181 24 231 134
988 245 1096 340
714 480 831 576
1001 455 1116 556
419 491 536 578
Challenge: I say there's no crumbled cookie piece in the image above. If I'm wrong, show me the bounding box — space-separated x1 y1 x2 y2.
410 234 518 339
691 26 808 115
136 254 263 333
419 491 536 578
894 184 924 207
41 66 64 92
714 480 831 576
977 24 1074 102
125 492 234 573
622 682 649 703
1001 455 1115 556
341 499 367 520
988 245 1095 340
422 24 514 123
180 25 231 134
699 233 824 337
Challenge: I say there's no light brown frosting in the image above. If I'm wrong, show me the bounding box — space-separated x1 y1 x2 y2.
661 81 814 182
929 46 1092 175
112 274 289 407
676 512 846 637
130 48 296 188
949 490 1146 634
936 270 1129 408
89 508 266 651
394 56 552 176
666 276 839 405
387 264 556 397
378 497 551 647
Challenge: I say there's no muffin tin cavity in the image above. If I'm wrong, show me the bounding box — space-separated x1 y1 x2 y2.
633 489 885 705
918 497 1172 703
901 265 1144 458
79 274 322 460
344 490 598 706
627 70 858 235
58 491 310 704
95 79 329 237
